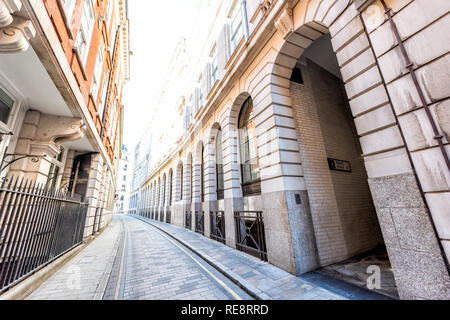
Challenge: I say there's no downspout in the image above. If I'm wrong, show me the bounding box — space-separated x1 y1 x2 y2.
380 0 450 172
241 0 250 40
100 25 121 140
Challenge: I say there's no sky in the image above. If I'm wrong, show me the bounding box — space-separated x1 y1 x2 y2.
122 0 199 153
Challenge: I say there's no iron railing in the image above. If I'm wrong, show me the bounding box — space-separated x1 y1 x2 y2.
165 210 171 224
185 211 192 230
0 177 88 293
155 209 160 221
195 211 204 235
151 208 154 220
210 211 225 244
234 211 267 261
159 210 164 222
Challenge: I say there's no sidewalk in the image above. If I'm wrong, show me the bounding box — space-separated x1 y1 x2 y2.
26 218 123 300
134 215 347 300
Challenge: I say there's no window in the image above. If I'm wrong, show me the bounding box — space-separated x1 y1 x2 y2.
179 165 183 200
91 46 104 98
197 87 203 110
290 67 304 84
238 97 260 195
62 0 76 23
169 170 173 206
201 146 205 202
97 70 109 117
230 2 243 53
75 0 95 65
162 176 166 207
105 0 113 26
211 46 218 85
215 128 224 200
190 162 193 202
0 86 14 125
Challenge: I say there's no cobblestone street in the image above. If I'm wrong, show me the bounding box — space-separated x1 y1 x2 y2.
26 214 354 300
27 215 252 300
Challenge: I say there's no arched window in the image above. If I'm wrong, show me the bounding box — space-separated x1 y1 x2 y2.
216 128 224 200
169 170 173 206
162 175 166 207
238 97 261 196
190 161 193 203
201 145 205 202
179 164 183 201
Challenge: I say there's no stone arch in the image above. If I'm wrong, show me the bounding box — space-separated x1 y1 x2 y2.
162 173 167 207
168 168 174 206
176 160 183 201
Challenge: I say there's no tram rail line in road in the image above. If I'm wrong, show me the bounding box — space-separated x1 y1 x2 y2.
105 215 247 300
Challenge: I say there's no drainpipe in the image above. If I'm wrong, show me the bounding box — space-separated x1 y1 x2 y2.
241 0 250 40
380 0 450 172
100 25 121 140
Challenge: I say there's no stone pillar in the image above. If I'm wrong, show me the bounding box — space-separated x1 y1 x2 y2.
222 112 242 249
83 154 103 238
182 159 193 229
203 138 217 237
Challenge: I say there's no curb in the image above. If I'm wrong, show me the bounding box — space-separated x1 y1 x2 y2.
132 215 272 300
0 222 111 300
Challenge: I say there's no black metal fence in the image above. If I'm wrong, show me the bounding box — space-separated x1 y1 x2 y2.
195 211 204 235
185 211 192 230
210 211 226 244
0 177 88 293
234 211 267 261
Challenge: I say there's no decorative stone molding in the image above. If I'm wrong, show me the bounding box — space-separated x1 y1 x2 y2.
274 7 294 40
261 0 274 13
0 0 36 53
34 115 86 145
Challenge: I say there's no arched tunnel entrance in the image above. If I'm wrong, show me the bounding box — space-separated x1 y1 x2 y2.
284 29 398 298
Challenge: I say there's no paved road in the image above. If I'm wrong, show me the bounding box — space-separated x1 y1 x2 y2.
27 215 252 300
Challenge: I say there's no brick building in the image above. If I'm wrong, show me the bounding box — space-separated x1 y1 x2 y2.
132 0 449 300
0 0 130 237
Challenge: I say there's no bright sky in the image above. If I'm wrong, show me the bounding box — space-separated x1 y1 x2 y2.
122 0 199 153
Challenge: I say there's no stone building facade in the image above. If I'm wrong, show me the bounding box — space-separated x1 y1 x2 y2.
133 0 449 299
0 0 130 237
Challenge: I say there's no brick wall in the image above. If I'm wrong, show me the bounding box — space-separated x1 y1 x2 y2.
290 59 382 265
42 0 122 164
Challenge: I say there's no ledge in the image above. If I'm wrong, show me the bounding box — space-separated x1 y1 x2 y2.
354 0 377 12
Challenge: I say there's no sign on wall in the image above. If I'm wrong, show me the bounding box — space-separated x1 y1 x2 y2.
328 158 352 173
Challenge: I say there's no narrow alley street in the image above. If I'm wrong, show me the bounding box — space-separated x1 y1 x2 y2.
27 215 253 300
25 214 359 301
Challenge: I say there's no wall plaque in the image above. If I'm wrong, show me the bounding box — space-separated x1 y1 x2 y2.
328 158 352 172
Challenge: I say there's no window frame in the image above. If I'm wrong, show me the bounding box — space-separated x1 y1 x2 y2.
215 127 224 200
229 1 244 53
91 45 104 99
62 0 76 23
76 0 95 66
210 45 218 85
238 97 261 196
